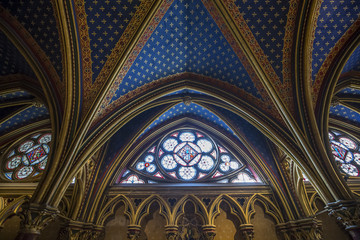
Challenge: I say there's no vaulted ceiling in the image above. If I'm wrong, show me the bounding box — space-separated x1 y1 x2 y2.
0 0 359 209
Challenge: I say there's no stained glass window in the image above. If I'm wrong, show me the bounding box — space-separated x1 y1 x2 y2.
2 133 51 180
329 130 360 177
119 129 260 184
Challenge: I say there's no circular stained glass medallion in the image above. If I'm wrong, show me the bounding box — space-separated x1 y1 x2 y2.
2 133 52 181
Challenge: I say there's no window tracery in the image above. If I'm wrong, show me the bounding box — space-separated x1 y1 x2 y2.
119 129 260 184
329 130 360 176
2 133 51 180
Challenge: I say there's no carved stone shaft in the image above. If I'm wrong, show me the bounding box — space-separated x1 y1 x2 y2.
276 218 322 240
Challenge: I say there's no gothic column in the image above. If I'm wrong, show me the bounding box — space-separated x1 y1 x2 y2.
202 225 216 240
15 203 59 240
127 225 142 240
165 225 179 240
327 200 360 240
276 218 322 240
239 224 254 240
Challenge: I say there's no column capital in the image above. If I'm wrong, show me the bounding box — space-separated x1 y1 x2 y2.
165 225 179 240
127 225 142 240
17 203 59 237
326 200 360 239
326 200 360 229
276 217 322 240
202 225 216 240
239 224 254 240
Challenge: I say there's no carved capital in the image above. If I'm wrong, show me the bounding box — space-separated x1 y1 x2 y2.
327 200 360 230
202 225 216 240
276 218 322 240
127 225 141 240
17 203 59 235
239 224 254 240
57 222 104 240
165 225 179 240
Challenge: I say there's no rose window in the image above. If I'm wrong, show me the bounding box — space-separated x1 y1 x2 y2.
2 133 51 180
119 129 260 183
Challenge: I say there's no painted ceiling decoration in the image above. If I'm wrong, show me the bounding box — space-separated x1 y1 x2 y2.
0 0 63 78
1 1 360 238
118 129 260 183
77 0 163 111
312 1 360 101
0 90 49 136
142 102 236 138
342 45 360 73
94 0 284 120
0 31 36 78
312 0 359 81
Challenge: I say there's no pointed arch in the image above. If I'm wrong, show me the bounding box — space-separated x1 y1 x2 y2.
173 195 209 226
96 194 134 226
133 194 171 226
0 196 30 227
208 194 246 225
246 194 283 224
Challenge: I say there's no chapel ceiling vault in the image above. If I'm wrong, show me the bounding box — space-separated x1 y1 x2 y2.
0 0 359 218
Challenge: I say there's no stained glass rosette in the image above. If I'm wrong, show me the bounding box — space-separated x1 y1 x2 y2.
120 129 259 183
2 133 51 180
329 130 360 176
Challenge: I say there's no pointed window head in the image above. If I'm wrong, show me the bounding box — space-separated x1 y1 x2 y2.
119 129 260 184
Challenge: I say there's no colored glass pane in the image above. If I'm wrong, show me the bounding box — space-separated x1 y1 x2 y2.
121 129 259 184
329 130 360 177
2 133 51 180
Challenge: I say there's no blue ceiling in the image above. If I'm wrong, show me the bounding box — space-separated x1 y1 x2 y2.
142 102 236 137
109 0 262 104
329 104 360 125
233 0 289 82
0 90 48 135
312 0 359 81
337 87 360 97
342 45 360 73
1 0 63 78
0 105 49 135
207 104 282 180
0 91 33 103
0 32 36 78
84 0 141 81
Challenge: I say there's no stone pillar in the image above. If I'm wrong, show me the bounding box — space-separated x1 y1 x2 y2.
327 200 360 240
165 225 179 240
127 225 141 240
15 203 59 240
276 217 322 240
202 225 216 240
239 224 254 240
